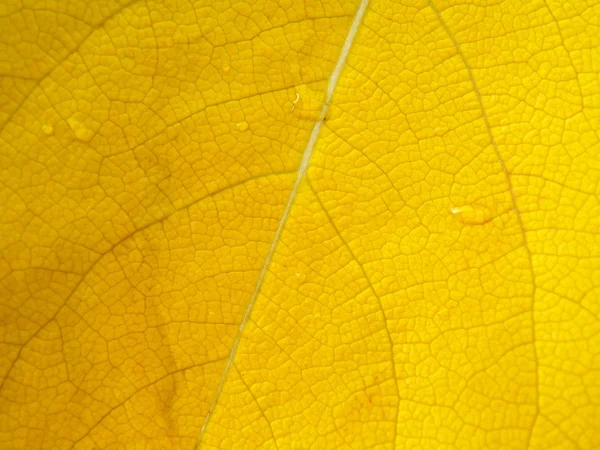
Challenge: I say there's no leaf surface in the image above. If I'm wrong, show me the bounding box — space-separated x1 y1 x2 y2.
1 0 599 449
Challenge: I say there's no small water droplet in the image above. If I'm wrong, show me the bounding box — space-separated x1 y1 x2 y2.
291 271 306 285
222 65 231 73
291 92 300 111
450 204 494 225
236 121 248 132
437 308 449 318
42 124 54 135
67 117 94 142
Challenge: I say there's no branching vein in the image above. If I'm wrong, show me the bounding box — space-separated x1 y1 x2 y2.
195 0 370 446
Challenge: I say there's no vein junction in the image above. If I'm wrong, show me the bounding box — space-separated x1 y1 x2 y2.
196 0 370 445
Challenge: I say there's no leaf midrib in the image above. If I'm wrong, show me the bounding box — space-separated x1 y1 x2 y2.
195 0 372 446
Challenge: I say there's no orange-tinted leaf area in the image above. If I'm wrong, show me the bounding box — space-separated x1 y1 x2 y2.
1 0 599 449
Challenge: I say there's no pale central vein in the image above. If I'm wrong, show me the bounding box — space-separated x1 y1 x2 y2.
195 0 370 446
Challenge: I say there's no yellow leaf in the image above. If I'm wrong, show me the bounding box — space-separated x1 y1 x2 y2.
1 0 599 449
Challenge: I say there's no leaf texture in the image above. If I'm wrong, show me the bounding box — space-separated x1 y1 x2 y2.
1 0 599 449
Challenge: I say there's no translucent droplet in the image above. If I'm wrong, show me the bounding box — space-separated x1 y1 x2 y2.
436 308 449 319
450 204 494 225
291 92 300 111
289 271 306 287
236 121 249 132
42 124 54 135
67 117 94 142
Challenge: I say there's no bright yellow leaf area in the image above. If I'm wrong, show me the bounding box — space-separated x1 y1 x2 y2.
1 0 599 448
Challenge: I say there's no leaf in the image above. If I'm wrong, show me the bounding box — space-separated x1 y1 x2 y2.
1 0 599 448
